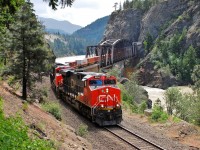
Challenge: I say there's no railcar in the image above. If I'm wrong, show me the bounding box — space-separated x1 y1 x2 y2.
50 65 122 126
86 39 136 68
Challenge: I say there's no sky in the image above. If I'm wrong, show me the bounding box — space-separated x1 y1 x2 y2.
30 0 123 27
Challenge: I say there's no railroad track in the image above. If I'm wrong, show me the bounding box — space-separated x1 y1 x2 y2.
104 124 165 150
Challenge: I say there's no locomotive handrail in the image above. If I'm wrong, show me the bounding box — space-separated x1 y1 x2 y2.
92 96 101 115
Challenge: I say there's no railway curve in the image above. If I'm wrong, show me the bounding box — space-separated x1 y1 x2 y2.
105 124 166 150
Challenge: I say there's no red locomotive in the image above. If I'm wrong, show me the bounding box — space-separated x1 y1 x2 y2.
50 65 122 126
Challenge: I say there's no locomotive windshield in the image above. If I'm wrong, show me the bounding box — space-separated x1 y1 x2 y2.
104 79 116 85
89 80 103 86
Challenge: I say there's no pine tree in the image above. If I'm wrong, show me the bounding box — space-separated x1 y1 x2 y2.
10 1 51 100
119 2 122 11
123 0 130 9
0 0 24 65
44 0 75 10
143 0 152 12
192 65 200 91
181 46 197 82
143 32 154 54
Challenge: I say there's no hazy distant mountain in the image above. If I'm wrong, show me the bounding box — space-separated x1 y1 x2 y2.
47 15 110 57
72 16 110 44
39 17 82 34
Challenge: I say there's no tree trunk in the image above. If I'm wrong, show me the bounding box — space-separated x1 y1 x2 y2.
22 75 27 100
22 36 27 100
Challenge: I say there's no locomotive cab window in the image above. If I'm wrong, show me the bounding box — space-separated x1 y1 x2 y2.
104 79 116 85
89 80 103 86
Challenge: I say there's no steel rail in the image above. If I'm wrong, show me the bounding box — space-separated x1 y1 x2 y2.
104 124 166 150
104 127 140 150
117 124 166 150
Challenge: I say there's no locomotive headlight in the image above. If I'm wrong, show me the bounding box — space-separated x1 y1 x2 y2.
100 104 104 108
106 88 109 93
116 104 120 108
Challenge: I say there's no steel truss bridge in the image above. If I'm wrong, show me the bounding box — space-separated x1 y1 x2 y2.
86 39 140 68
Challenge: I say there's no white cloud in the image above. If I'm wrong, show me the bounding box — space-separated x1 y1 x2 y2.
30 0 123 27
73 0 100 9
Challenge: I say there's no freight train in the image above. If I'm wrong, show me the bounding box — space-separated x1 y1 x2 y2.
49 39 140 125
50 64 122 126
86 39 139 68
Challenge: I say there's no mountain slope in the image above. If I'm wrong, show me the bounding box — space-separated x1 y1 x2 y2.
46 16 110 57
39 17 82 34
73 16 110 44
103 0 200 86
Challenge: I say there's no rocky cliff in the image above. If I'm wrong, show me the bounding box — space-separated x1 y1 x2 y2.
103 9 142 42
103 0 200 88
103 0 199 53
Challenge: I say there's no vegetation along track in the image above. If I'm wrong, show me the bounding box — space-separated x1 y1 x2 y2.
104 124 165 150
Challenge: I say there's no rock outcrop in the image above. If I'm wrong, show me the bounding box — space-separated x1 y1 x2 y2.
103 9 142 42
103 0 199 51
102 0 200 88
139 0 188 41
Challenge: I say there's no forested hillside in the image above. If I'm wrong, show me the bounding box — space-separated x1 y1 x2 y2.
104 0 200 87
0 1 55 100
0 1 57 149
104 0 200 126
46 16 109 57
46 33 87 56
73 16 109 44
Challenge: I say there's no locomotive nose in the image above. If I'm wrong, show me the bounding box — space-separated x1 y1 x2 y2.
100 87 111 94
105 88 109 93
97 86 120 109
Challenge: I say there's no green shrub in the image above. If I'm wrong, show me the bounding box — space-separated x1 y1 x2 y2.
42 102 62 120
0 97 54 149
172 116 181 123
138 101 147 114
130 103 138 113
151 106 162 121
22 101 28 111
118 74 148 114
41 87 48 97
159 112 169 122
0 62 6 76
178 15 183 21
13 82 20 91
7 76 15 86
158 65 172 77
107 67 121 80
192 65 200 90
77 124 88 137
165 88 200 125
122 101 130 110
164 87 182 115
189 92 200 125
0 97 3 115
151 105 168 123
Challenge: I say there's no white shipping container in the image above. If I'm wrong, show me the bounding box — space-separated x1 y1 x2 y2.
77 58 88 66
55 55 85 65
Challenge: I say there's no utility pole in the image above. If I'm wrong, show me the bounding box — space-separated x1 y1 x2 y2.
113 2 118 11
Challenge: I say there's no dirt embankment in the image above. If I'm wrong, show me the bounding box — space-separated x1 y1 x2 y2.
142 85 200 149
0 82 92 150
1 77 200 150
